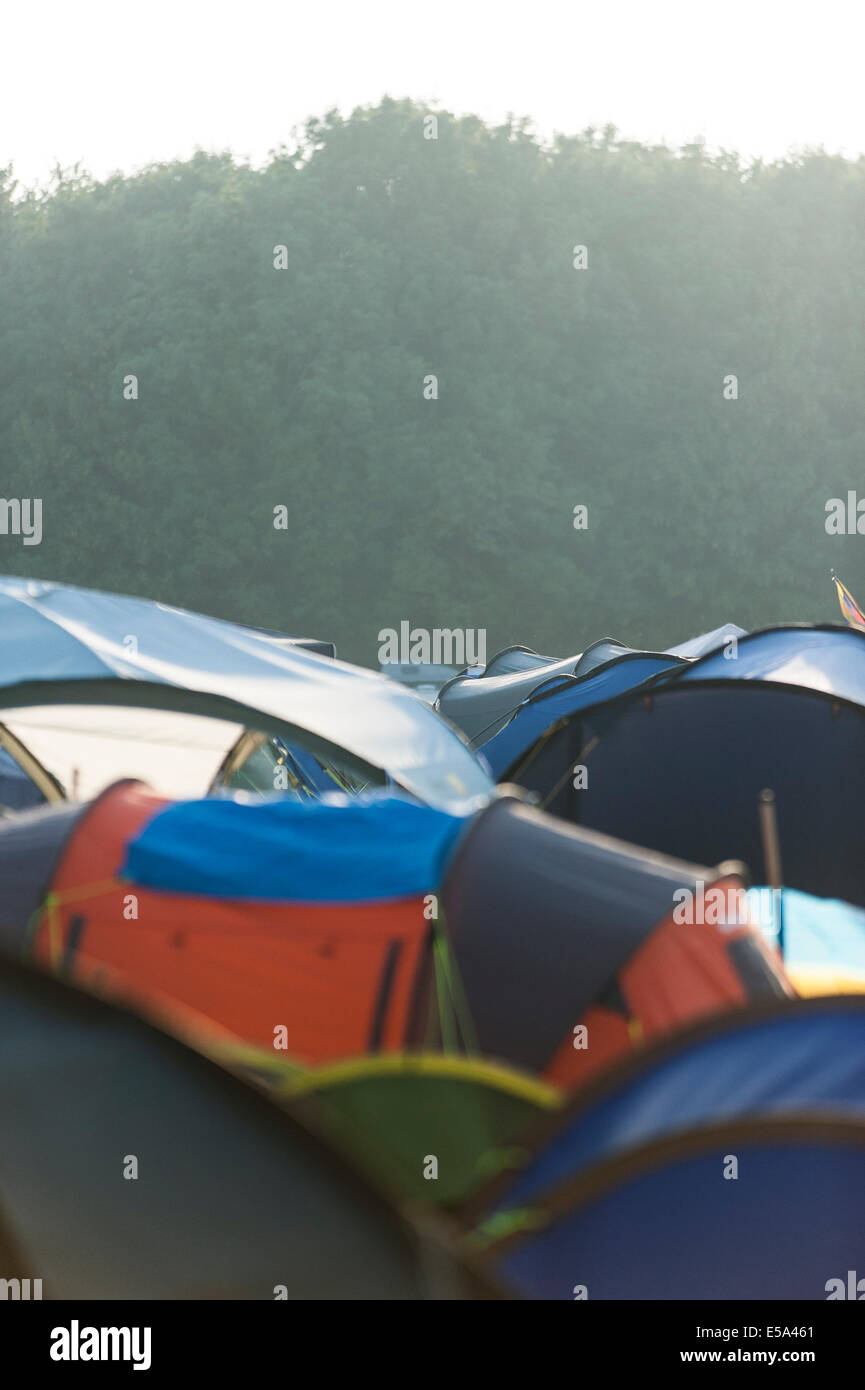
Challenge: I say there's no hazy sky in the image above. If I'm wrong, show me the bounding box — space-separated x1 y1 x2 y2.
4 0 864 187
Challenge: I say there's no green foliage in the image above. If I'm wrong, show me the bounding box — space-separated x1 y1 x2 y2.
1 103 863 662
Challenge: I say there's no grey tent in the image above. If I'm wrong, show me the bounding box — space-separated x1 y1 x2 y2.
439 793 789 1076
0 952 490 1299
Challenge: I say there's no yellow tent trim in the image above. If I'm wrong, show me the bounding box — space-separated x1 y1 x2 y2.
277 1052 563 1108
196 1037 308 1081
185 1040 562 1109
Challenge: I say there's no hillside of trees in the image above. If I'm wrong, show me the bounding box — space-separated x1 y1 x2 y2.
1 99 863 664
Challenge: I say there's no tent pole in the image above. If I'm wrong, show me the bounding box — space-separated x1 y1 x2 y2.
759 788 785 958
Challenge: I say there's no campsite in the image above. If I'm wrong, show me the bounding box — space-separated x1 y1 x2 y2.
3 10 865 1342
1 571 864 1301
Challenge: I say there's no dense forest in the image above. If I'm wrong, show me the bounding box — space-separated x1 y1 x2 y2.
1 99 863 664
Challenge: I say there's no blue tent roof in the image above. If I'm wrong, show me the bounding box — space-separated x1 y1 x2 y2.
0 577 492 812
486 1120 865 1299
437 642 685 748
480 651 683 777
121 790 468 902
480 997 865 1215
474 995 865 1300
508 624 865 907
436 626 745 753
674 624 865 707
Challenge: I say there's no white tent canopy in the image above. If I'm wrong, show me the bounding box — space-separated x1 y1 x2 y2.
0 577 492 811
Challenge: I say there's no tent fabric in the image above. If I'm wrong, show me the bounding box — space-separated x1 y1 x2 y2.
1 703 243 805
256 633 336 658
672 623 865 705
0 576 492 811
0 745 45 811
24 782 437 1061
286 1054 560 1205
472 996 865 1217
536 682 865 907
437 623 747 747
477 1118 865 1300
752 887 865 985
480 646 560 678
122 790 467 902
544 902 790 1090
574 638 642 677
441 796 697 1071
3 780 789 1081
440 795 790 1079
480 652 683 778
436 642 685 750
0 799 88 943
437 656 585 744
664 621 746 659
0 951 482 1299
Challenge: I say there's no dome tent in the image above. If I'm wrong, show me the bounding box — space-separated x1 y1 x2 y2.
0 575 492 811
508 625 865 909
0 950 488 1299
465 996 865 1299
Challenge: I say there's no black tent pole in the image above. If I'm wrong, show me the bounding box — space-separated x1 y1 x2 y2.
759 787 785 959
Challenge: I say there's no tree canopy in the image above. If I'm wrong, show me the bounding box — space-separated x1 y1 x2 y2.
1 100 863 662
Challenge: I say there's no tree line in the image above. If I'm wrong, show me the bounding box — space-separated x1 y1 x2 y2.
1 99 863 664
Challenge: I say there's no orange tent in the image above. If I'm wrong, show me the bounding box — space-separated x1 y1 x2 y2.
26 782 432 1061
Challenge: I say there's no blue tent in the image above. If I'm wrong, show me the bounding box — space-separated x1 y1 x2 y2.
121 789 468 902
470 996 865 1215
480 650 684 778
478 1118 865 1300
0 577 492 812
436 626 745 774
436 639 687 751
509 625 865 907
674 623 865 704
470 996 865 1299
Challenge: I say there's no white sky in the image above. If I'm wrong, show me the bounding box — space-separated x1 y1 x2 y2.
3 0 864 188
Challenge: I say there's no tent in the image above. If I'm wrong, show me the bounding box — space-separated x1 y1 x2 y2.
466 996 865 1299
281 1054 560 1206
0 951 488 1299
0 781 789 1094
0 781 469 1063
437 651 590 745
664 621 747 659
440 794 792 1087
436 639 684 747
435 626 745 752
0 786 561 1216
508 625 865 908
0 744 49 812
478 648 685 778
471 1116 865 1299
750 887 865 994
0 576 492 811
248 627 336 659
466 994 865 1219
478 646 561 678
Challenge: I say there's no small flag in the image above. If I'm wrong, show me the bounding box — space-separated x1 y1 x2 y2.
831 570 865 630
